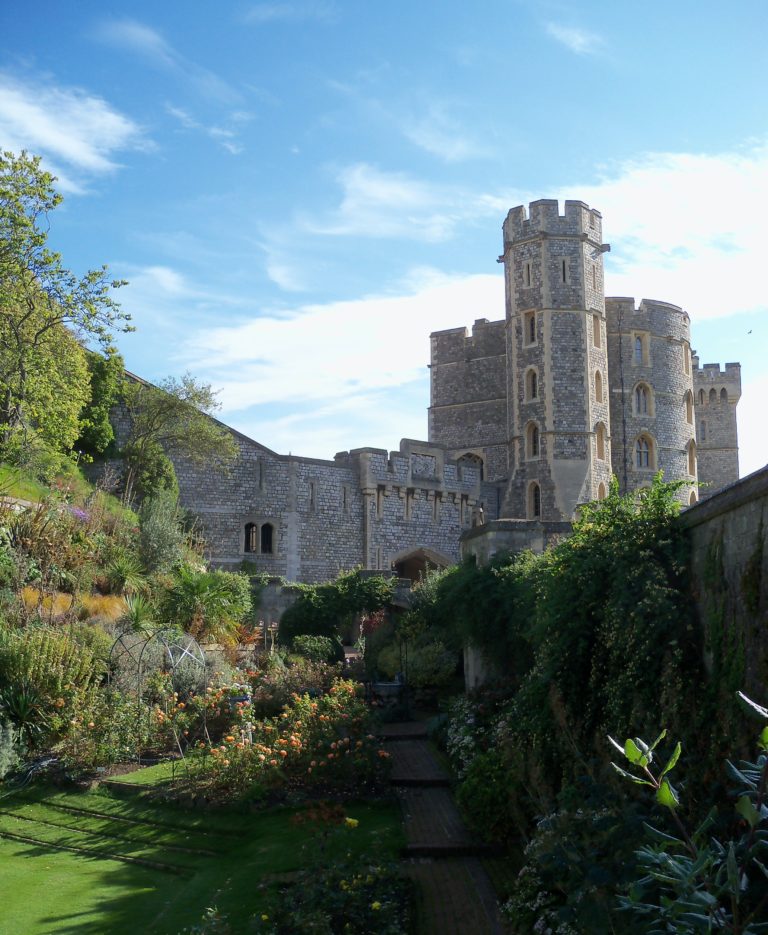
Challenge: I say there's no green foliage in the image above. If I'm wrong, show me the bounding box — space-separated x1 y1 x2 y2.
161 566 252 643
123 438 178 502
0 624 103 695
612 696 768 933
77 347 125 458
0 719 18 778
120 373 236 504
0 680 51 747
257 849 412 934
279 569 394 645
501 783 649 935
292 634 339 663
137 491 185 573
104 550 147 596
0 150 129 462
440 477 704 837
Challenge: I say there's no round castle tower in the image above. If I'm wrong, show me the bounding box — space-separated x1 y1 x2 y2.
605 298 697 504
499 199 612 521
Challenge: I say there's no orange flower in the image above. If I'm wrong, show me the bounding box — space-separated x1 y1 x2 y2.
269 759 278 766
225 735 235 743
279 750 287 757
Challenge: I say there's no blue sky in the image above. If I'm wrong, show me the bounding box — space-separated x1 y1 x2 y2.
2 1 767 476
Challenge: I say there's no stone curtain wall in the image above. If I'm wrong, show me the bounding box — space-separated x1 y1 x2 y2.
681 466 768 698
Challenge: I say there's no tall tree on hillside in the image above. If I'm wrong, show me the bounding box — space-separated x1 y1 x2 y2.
121 374 238 502
0 150 130 458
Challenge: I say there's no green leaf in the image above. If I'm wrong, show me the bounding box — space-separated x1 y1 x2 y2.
660 741 681 779
737 795 760 829
760 726 768 752
656 779 680 809
625 737 646 765
649 729 667 751
611 763 654 786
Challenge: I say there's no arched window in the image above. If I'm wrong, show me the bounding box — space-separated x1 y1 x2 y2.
244 523 258 553
689 490 697 506
525 368 538 400
635 435 652 469
698 389 705 406
685 391 693 424
260 523 274 554
528 482 541 519
720 387 728 403
687 441 696 477
526 423 540 459
709 388 716 404
597 482 607 500
595 422 607 461
595 370 603 403
634 383 651 416
634 335 644 364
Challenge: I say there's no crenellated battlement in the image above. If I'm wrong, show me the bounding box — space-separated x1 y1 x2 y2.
503 198 602 245
692 358 741 401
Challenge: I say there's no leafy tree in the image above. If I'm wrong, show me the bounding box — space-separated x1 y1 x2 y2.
0 151 130 450
77 347 125 459
120 373 237 503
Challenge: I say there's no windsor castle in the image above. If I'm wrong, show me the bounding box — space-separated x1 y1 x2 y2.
154 199 741 584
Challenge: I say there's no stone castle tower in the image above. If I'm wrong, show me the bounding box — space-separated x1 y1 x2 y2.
429 199 740 522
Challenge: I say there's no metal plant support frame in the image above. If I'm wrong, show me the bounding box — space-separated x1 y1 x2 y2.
108 628 209 766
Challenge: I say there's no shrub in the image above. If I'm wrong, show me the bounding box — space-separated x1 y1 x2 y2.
190 679 389 802
293 634 341 663
161 567 252 644
138 492 185 573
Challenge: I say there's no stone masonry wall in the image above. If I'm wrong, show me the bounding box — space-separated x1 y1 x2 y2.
428 318 508 482
693 358 741 498
606 298 696 504
681 465 768 698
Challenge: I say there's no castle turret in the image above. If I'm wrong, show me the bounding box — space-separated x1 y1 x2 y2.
499 199 612 520
605 298 697 504
428 317 508 482
692 358 740 498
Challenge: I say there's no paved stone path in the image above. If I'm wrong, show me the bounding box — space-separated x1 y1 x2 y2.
380 721 508 935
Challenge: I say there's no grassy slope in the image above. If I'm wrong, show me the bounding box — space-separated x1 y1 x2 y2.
0 786 403 935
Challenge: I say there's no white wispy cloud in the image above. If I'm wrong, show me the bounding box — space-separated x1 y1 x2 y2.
165 104 246 155
402 105 492 163
0 72 145 191
182 271 504 412
93 19 240 104
243 2 337 24
303 163 498 242
571 141 768 320
545 22 604 55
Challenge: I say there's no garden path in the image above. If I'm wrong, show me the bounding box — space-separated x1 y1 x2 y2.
381 720 508 935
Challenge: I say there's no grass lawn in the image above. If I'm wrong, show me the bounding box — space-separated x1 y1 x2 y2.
0 784 404 934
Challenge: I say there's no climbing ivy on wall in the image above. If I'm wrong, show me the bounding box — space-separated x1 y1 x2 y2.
423 476 750 831
278 568 394 647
